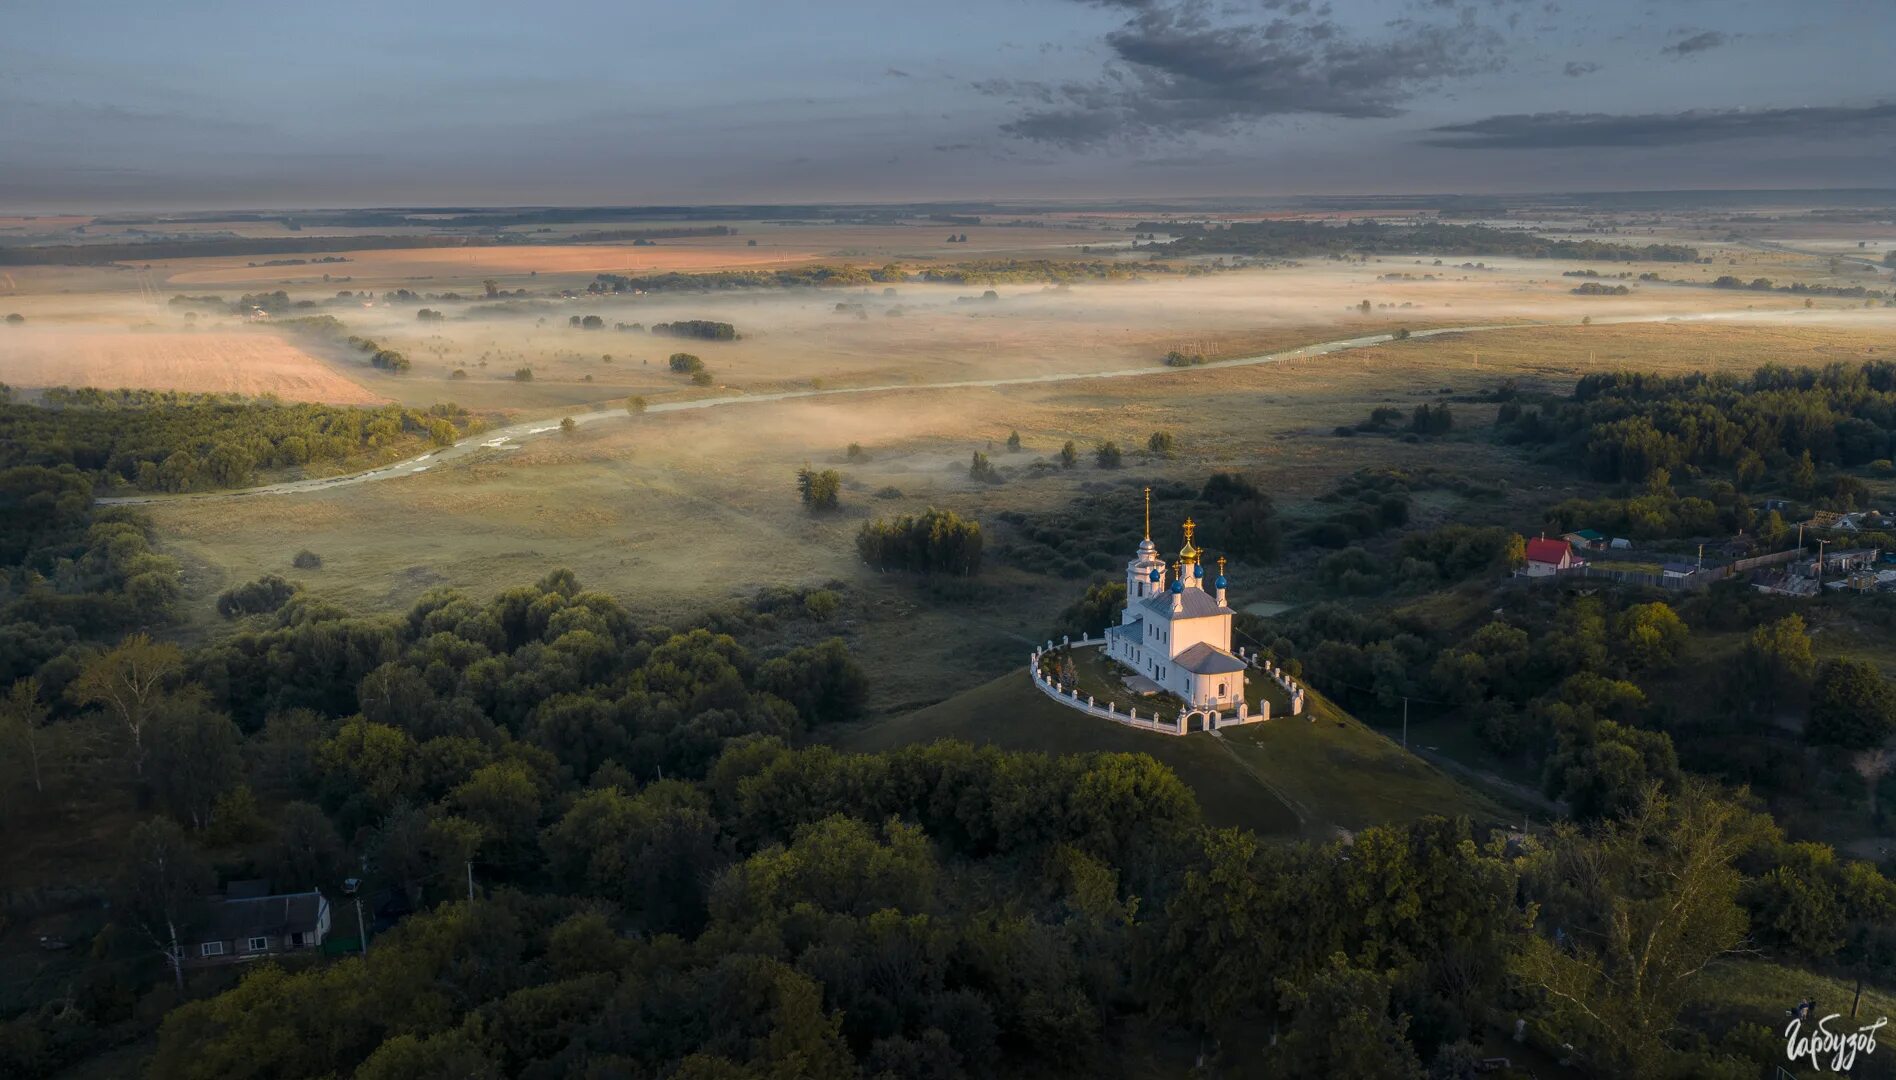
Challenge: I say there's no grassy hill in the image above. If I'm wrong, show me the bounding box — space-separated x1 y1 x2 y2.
834 667 1505 841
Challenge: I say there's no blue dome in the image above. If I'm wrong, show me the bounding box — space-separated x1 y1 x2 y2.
1169 578 1184 594
1193 562 1205 577
1148 569 1161 582
1215 575 1228 589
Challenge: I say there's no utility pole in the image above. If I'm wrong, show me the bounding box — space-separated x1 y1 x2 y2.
355 854 369 955
1817 538 1830 589
1402 696 1409 750
466 860 475 903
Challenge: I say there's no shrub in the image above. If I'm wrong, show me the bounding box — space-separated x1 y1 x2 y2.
668 353 705 374
291 550 322 569
1147 431 1176 457
1095 441 1122 468
216 574 299 618
514 367 534 381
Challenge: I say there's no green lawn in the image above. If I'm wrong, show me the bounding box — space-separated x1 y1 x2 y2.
834 668 1502 841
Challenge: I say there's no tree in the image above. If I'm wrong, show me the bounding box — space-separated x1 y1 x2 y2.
580 315 604 330
1853 748 1892 822
1094 441 1122 468
560 417 577 436
69 632 184 777
1739 614 1815 712
115 818 214 990
514 367 533 382
267 801 346 891
968 451 997 482
1005 430 1022 452
1514 782 1771 1077
1614 602 1687 671
669 352 705 375
0 677 51 794
483 279 499 299
1146 431 1176 457
147 703 243 830
626 396 647 414
1059 441 1077 468
1808 658 1896 749
797 466 841 511
1268 957 1425 1079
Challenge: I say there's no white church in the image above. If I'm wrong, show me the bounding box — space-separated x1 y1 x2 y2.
1102 496 1248 711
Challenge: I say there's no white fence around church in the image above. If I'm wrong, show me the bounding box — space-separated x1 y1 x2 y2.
1028 636 1305 737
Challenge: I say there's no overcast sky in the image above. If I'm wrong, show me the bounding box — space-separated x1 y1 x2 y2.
5 0 1894 210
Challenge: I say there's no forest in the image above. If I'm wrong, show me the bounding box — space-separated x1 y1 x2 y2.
0 391 480 493
4 551 1890 1077
1498 360 1896 485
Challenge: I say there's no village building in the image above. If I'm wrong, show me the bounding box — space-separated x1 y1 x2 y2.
184 881 331 967
1102 495 1247 711
1522 537 1580 577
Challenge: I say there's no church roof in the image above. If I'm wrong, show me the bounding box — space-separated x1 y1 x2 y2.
1138 587 1232 621
1173 642 1248 675
1104 622 1140 642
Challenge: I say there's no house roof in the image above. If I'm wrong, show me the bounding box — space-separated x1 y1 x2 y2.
1570 529 1604 541
1524 538 1571 565
1104 622 1139 642
1173 642 1248 675
1661 562 1698 574
1137 586 1232 622
194 891 327 943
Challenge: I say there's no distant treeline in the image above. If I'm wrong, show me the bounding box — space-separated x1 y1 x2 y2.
0 227 733 266
1498 361 1896 484
587 259 1173 295
1143 220 1699 262
651 320 738 341
0 391 480 493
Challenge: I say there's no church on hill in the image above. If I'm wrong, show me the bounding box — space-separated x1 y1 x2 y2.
1103 491 1247 711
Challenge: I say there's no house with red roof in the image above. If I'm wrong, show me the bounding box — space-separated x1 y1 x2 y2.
1523 537 1581 577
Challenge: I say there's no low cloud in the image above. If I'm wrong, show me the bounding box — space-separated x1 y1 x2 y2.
1562 60 1600 77
1425 103 1896 149
985 0 1505 148
1662 31 1728 57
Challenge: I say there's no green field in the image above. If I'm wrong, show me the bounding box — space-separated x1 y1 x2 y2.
835 665 1504 840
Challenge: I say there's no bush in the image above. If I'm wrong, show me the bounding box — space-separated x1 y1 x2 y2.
1060 441 1077 468
1095 441 1122 468
216 574 299 618
690 370 714 387
514 367 533 381
969 451 999 483
560 417 577 436
291 549 322 570
1147 431 1176 457
1163 350 1206 367
668 353 706 374
625 396 647 414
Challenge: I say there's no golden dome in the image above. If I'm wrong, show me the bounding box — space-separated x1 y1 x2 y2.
1179 517 1200 563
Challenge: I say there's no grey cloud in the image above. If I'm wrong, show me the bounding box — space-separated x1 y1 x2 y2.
990 0 1504 147
885 67 912 78
1563 60 1600 77
1661 31 1727 57
1424 102 1896 149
